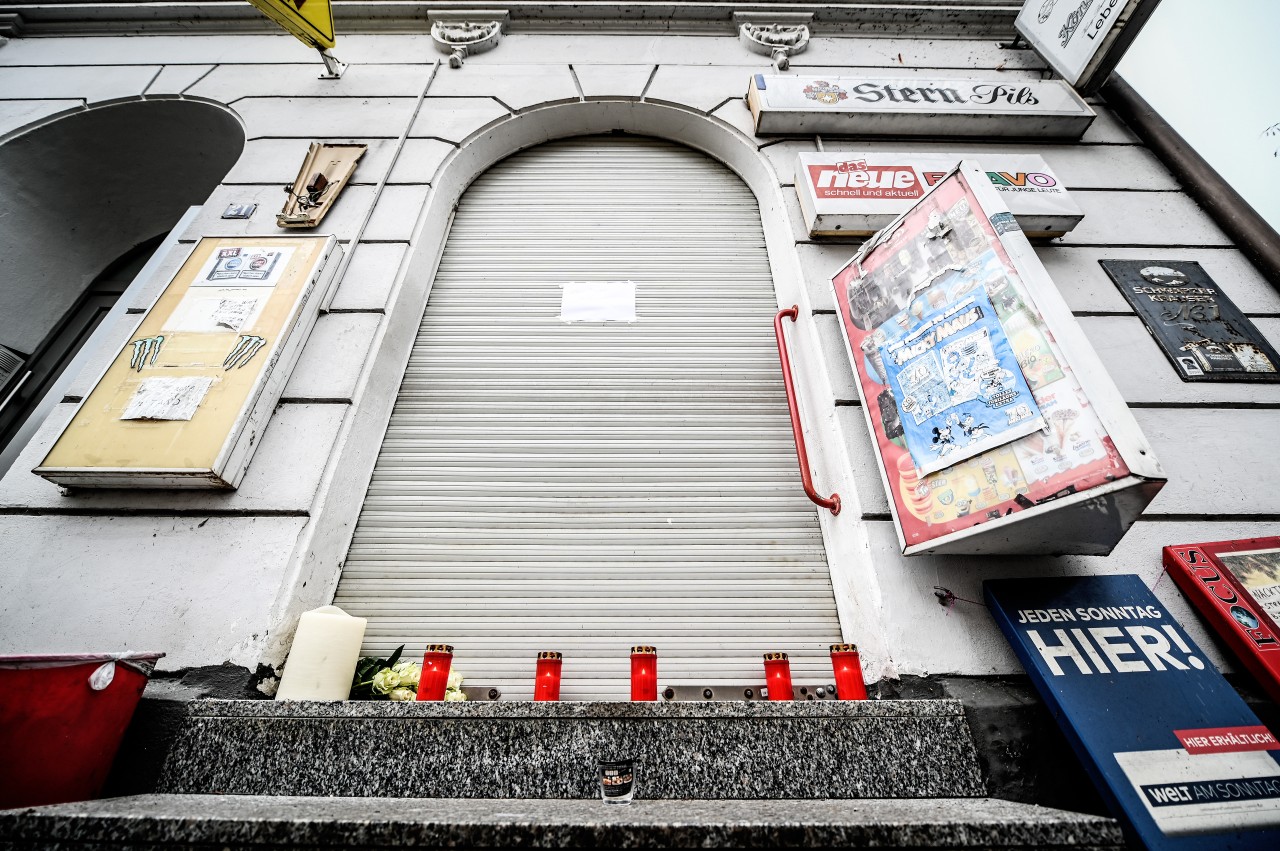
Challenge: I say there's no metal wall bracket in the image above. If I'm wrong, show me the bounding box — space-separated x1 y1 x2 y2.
734 11 812 71
429 9 507 68
277 142 367 229
317 48 347 79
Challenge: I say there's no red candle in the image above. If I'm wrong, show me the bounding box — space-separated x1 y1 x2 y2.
630 646 657 701
763 652 793 701
534 651 562 701
416 644 453 701
830 643 868 700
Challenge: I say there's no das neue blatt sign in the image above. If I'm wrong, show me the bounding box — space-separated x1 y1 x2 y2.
986 574 1280 849
795 152 1083 238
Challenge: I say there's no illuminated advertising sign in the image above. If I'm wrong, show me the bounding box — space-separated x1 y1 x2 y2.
1016 0 1164 93
746 74 1095 138
987 574 1280 849
795 152 1083 238
831 162 1164 555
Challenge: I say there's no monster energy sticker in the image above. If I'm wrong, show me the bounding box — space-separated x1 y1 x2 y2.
194 246 294 287
881 289 1044 475
1100 260 1280 383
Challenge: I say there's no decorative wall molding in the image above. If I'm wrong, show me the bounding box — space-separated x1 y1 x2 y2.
0 3 1018 39
428 10 507 68
0 11 25 40
738 21 810 71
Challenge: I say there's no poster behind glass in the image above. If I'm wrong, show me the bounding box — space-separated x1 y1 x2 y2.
833 166 1130 548
1164 537 1280 705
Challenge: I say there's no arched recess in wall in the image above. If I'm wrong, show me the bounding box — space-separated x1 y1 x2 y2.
0 98 246 471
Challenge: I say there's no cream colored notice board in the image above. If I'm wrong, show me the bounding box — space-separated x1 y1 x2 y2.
36 235 340 489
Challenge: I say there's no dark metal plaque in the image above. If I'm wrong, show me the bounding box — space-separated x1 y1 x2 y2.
1100 260 1280 383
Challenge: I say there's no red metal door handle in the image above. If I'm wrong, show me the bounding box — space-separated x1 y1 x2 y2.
774 306 841 516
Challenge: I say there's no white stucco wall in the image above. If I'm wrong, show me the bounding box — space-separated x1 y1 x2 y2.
0 19 1275 682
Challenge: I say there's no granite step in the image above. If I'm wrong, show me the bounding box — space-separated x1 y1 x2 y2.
157 699 988 799
0 794 1125 849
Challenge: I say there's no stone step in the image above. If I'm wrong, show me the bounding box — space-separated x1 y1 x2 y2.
157 699 987 799
0 794 1125 849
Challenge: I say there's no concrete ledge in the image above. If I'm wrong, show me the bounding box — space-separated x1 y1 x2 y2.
158 699 987 799
0 795 1124 849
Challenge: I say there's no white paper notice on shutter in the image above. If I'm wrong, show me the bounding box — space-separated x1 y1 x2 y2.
560 281 637 322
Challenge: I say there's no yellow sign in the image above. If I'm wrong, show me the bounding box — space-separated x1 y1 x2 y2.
36 236 336 488
245 0 336 50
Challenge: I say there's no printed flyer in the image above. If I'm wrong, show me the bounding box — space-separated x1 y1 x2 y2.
833 166 1128 547
880 288 1043 475
987 575 1280 850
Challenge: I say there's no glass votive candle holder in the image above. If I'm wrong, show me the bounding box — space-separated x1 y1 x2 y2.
630 646 657 701
416 644 454 701
763 652 793 701
534 651 562 701
830 643 868 700
598 759 637 804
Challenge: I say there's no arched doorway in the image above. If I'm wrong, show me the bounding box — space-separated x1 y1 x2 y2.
0 98 245 472
335 134 842 699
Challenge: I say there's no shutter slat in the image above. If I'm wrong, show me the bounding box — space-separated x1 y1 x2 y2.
334 137 842 699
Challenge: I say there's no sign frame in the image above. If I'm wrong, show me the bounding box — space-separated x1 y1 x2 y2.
986 574 1280 850
794 151 1084 239
1164 537 1280 705
1016 0 1164 94
1100 259 1280 382
746 73 1096 138
35 235 341 489
831 161 1164 555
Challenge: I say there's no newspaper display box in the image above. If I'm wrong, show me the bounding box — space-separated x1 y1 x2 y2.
1164 537 1280 705
832 162 1164 555
35 235 341 489
746 74 1095 138
795 152 1084 239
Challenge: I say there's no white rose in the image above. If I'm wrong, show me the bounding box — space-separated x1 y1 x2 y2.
371 668 400 695
446 667 463 690
392 661 421 687
443 688 466 702
389 687 416 702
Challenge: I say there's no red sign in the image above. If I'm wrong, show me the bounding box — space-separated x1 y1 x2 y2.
1175 726 1280 755
1164 537 1280 704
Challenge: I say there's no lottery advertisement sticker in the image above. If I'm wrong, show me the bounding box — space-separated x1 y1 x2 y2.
194 246 294 287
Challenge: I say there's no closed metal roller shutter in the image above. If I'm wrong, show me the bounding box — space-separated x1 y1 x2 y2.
335 136 842 699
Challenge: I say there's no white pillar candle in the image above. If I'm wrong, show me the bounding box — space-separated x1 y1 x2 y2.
275 605 367 701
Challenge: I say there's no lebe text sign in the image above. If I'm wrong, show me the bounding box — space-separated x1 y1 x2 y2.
986 575 1280 850
795 152 1083 239
1016 0 1164 93
36 236 339 489
746 74 1095 138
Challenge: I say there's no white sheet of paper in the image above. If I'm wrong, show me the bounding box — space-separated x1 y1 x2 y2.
164 290 263 333
560 281 636 322
120 376 215 421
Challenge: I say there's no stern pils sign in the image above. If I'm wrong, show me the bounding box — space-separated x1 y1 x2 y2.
987 575 1280 850
796 153 1083 238
746 74 1095 138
